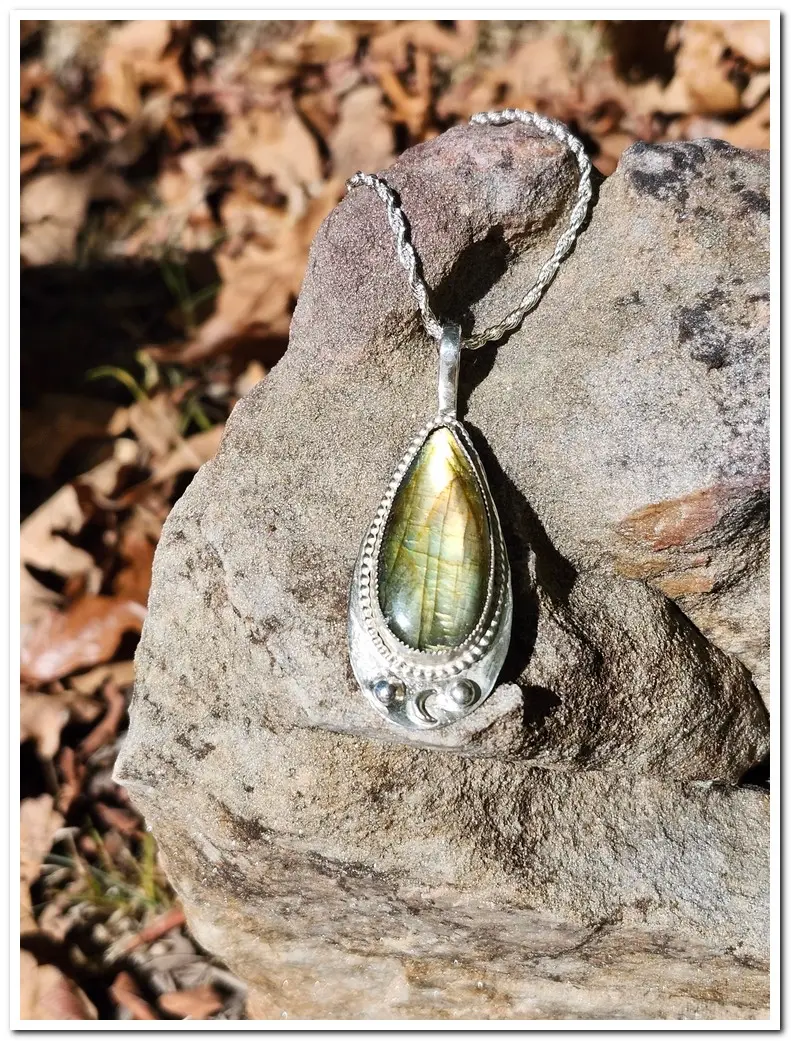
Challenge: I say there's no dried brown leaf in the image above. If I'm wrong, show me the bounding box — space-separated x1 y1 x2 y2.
221 108 323 210
56 745 87 815
21 596 146 685
20 689 101 760
20 795 64 933
151 425 225 484
20 488 92 630
92 20 179 120
330 85 394 181
20 439 141 627
110 970 159 1020
719 19 770 69
725 96 770 150
20 951 98 1020
742 71 770 110
93 60 141 120
94 802 142 836
369 20 476 65
20 170 95 266
36 877 86 942
159 983 223 1020
68 660 136 696
21 394 127 480
20 693 70 761
670 22 743 115
124 394 183 461
112 524 156 604
20 110 76 164
374 51 432 138
234 361 267 398
170 181 338 363
78 681 127 759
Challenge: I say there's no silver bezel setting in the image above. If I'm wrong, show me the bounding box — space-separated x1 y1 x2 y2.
348 415 513 730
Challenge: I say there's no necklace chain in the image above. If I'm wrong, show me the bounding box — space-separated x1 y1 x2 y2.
346 108 593 351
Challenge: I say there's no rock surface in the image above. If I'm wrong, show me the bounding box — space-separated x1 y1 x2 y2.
117 124 770 1020
129 732 769 1020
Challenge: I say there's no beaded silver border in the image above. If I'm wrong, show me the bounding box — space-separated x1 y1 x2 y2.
348 416 512 730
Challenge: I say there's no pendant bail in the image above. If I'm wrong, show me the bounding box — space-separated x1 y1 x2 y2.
437 322 462 418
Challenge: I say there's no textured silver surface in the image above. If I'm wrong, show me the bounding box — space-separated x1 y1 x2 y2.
437 322 461 417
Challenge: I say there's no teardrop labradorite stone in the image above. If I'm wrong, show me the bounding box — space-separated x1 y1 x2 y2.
378 427 491 651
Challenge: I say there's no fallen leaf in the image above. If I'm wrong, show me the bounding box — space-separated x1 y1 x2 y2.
20 438 141 628
20 171 94 266
726 95 770 149
221 108 323 212
501 34 578 111
20 693 69 760
92 58 141 121
148 147 220 253
36 877 86 942
93 802 142 835
56 745 86 815
168 180 338 363
160 984 223 1020
21 394 127 480
719 20 771 69
151 425 225 484
20 110 77 168
20 795 65 933
330 85 394 180
20 951 98 1020
369 20 477 65
671 22 743 115
596 131 637 176
112 524 156 604
21 596 146 685
77 681 128 759
234 362 267 398
20 484 95 626
92 20 181 121
291 20 359 65
374 49 433 138
741 71 770 110
68 660 136 696
110 971 159 1020
124 393 183 461
21 689 101 760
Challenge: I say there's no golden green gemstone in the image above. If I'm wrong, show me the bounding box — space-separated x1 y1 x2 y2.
378 426 491 651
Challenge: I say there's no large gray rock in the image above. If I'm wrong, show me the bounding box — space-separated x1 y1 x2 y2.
126 731 768 1020
116 124 770 1020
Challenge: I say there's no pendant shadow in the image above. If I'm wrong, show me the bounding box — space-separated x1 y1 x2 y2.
433 225 513 336
464 421 577 726
436 166 602 347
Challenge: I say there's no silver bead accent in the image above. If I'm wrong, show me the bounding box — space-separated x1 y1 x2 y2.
372 679 402 705
446 678 479 707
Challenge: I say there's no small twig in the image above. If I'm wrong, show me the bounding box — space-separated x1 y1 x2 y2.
118 906 187 955
41 755 85 874
78 681 126 760
110 971 159 1021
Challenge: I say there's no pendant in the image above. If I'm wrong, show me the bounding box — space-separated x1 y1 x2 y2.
348 324 512 730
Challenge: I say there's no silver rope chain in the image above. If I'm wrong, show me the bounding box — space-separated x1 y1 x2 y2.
346 108 593 350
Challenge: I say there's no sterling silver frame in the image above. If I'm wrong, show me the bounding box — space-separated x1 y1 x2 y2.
348 359 513 730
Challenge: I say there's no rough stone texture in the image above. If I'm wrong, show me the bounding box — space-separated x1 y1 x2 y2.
116 125 770 1020
132 737 769 1021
